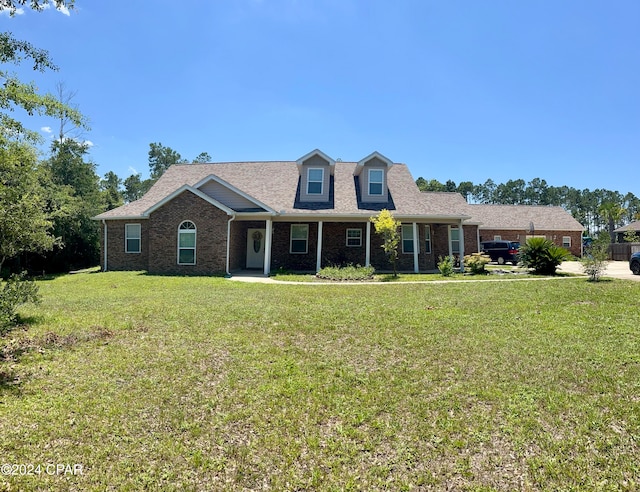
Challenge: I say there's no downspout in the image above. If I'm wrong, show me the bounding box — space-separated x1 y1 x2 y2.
225 215 235 277
412 222 419 273
459 219 465 273
102 219 108 272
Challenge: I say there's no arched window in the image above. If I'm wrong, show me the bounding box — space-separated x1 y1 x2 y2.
178 221 196 265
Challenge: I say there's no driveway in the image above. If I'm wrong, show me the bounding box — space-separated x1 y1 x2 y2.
558 260 640 281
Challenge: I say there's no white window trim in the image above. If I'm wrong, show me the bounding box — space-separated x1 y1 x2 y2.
493 235 502 241
307 168 324 195
290 224 309 254
125 223 141 254
424 225 432 254
563 236 572 248
402 225 414 254
368 169 384 196
449 225 460 256
177 220 197 265
346 228 362 247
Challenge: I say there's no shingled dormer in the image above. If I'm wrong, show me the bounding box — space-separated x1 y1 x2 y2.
353 151 394 203
296 149 335 203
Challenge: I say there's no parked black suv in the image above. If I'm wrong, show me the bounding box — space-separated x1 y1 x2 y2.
630 251 640 275
480 240 520 265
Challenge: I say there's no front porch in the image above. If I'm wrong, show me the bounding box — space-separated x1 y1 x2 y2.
227 218 475 275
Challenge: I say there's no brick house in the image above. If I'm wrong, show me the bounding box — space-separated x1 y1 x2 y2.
94 150 479 275
465 204 585 257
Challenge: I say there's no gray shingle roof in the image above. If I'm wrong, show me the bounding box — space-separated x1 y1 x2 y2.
614 220 640 233
466 204 584 231
95 161 471 220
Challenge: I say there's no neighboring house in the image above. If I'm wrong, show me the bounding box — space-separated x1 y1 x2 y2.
614 220 640 243
94 150 478 275
465 204 584 257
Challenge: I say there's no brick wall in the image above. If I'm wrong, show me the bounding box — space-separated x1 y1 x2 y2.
101 219 149 271
270 222 319 272
479 229 582 256
148 191 229 275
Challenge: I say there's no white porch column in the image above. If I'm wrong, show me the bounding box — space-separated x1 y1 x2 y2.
412 222 419 273
263 218 273 275
365 221 371 267
316 220 323 272
459 219 465 273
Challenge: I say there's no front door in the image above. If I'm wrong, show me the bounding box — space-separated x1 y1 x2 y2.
246 228 266 269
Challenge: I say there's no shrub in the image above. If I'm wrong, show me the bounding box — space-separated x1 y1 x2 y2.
0 272 40 331
581 237 609 281
463 252 491 275
518 237 571 275
437 255 455 277
316 264 375 281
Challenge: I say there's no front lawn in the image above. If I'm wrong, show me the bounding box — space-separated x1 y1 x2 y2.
1 272 639 490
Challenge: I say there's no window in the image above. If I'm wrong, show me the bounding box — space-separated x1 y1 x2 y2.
290 224 308 253
346 228 362 247
424 225 431 254
493 235 502 241
369 169 383 196
402 225 414 254
450 226 460 254
563 236 571 248
307 168 324 195
178 221 196 265
125 224 141 253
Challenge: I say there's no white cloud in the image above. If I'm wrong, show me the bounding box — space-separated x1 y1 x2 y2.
128 166 139 175
0 7 25 16
56 4 70 16
41 126 53 134
42 1 70 16
84 140 94 148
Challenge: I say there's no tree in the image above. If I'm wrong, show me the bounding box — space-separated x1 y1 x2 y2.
0 138 57 272
581 235 609 281
40 139 101 271
1 1 74 15
148 142 185 179
123 173 153 202
100 171 123 210
0 33 85 143
457 181 474 202
193 152 211 163
370 209 401 277
598 201 625 243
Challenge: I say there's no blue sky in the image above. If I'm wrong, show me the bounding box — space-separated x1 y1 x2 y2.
4 1 639 195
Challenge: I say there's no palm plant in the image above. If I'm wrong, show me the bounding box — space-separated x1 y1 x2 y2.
518 237 571 275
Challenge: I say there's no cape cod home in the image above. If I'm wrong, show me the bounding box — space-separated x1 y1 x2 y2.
94 150 479 275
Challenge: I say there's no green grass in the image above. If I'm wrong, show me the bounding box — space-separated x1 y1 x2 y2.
1 272 640 490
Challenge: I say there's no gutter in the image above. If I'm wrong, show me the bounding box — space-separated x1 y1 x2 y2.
102 219 108 272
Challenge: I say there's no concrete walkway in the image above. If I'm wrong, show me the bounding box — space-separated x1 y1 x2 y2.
225 261 639 284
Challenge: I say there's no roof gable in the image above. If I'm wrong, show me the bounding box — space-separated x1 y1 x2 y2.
194 174 276 213
353 151 394 176
145 185 235 216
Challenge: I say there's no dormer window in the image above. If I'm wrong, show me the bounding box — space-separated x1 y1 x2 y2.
369 169 384 196
307 168 324 195
296 149 335 203
354 151 394 204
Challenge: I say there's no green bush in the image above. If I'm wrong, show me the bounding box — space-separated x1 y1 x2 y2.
518 237 571 275
437 255 455 277
316 264 375 281
0 273 40 331
581 237 609 281
463 252 491 275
